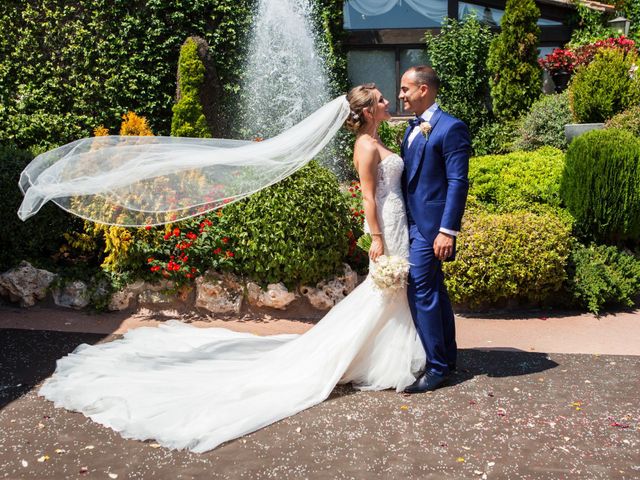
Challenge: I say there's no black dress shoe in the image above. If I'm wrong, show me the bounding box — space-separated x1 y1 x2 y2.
448 364 457 373
403 371 448 394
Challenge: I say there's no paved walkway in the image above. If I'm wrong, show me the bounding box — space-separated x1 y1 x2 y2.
1 304 639 355
1 305 639 479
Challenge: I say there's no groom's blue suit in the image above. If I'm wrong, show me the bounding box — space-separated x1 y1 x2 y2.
400 107 470 377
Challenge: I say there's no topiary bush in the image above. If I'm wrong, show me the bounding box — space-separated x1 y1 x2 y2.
567 243 640 314
605 105 640 136
444 209 572 307
218 161 352 287
469 147 566 214
561 128 640 245
0 144 80 271
425 15 494 138
487 0 542 121
569 48 640 123
513 92 572 151
171 37 212 138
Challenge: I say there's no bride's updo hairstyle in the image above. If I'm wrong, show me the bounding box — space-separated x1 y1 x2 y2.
345 83 378 133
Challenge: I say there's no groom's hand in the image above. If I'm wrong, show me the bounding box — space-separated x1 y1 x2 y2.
433 233 454 261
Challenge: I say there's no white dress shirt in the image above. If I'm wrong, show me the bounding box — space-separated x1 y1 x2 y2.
407 102 458 237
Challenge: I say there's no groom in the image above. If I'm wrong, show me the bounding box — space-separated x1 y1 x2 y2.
399 66 470 393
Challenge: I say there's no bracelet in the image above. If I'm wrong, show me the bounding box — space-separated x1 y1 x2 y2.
370 232 383 236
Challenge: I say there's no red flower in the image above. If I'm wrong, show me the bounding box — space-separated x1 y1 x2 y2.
147 257 154 263
226 251 234 258
145 225 152 231
186 273 193 279
538 48 576 73
213 247 222 255
150 265 161 272
222 237 229 244
352 193 357 198
163 233 171 240
173 228 180 237
186 232 197 240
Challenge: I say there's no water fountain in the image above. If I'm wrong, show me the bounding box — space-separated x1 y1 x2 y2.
242 0 332 139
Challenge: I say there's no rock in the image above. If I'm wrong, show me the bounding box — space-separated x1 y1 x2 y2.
138 288 174 306
299 286 334 310
300 264 360 310
107 280 146 311
52 280 90 309
195 271 243 314
0 261 57 307
247 282 297 310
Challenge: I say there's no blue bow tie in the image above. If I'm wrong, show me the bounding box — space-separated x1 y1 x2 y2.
409 117 424 128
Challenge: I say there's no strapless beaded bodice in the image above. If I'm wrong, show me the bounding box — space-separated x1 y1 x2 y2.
363 154 409 258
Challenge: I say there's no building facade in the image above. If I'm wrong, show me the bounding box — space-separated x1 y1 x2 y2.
343 0 615 114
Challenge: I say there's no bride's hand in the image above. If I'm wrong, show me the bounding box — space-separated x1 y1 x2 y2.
369 236 384 262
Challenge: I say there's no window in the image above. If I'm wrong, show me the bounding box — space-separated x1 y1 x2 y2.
344 0 447 29
347 48 428 114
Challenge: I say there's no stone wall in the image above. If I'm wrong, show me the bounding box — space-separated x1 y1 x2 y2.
0 262 362 318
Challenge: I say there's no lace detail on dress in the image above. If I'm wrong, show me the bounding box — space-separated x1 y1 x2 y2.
363 154 409 259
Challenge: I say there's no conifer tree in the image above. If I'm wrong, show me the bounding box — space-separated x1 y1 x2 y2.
487 0 542 121
171 37 212 138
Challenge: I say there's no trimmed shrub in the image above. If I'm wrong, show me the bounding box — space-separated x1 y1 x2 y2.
444 210 572 307
0 144 79 271
218 161 352 287
567 243 640 314
471 120 518 156
425 16 494 137
605 105 640 136
561 128 640 244
469 147 566 213
513 92 572 151
171 37 212 138
569 48 640 123
487 0 542 121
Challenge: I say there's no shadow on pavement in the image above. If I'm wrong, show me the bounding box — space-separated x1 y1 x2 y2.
448 348 559 387
0 328 110 409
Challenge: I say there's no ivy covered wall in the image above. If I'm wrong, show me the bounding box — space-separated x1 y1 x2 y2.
0 0 253 150
0 0 348 151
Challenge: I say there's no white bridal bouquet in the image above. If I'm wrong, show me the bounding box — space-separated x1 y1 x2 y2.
370 255 411 292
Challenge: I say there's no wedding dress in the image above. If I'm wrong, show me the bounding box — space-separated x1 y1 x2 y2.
39 153 426 453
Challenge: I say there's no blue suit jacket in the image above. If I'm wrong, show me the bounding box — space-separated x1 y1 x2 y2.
400 109 471 258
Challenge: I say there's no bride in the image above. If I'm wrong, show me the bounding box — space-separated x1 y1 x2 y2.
35 84 426 453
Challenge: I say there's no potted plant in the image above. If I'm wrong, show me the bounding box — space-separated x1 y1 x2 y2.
538 48 576 93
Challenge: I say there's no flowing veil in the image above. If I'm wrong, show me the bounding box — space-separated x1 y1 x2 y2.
17 96 350 226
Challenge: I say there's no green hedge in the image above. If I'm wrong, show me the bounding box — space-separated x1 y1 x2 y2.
444 209 572 307
561 128 640 244
0 1 253 150
513 92 572 151
567 243 640 314
218 161 352 287
0 144 79 271
471 120 518 156
569 48 640 123
469 147 566 214
425 15 494 138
